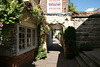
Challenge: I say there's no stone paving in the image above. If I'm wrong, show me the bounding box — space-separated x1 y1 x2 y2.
24 38 77 67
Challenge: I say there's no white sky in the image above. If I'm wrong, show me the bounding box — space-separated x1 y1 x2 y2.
85 8 95 11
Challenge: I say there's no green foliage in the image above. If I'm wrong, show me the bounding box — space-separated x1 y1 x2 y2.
63 26 76 45
24 1 50 60
24 1 33 14
55 35 58 38
24 1 50 39
68 2 79 14
63 26 78 58
0 0 23 25
80 43 93 51
0 0 24 43
40 24 50 36
36 46 47 60
59 30 63 35
24 1 44 20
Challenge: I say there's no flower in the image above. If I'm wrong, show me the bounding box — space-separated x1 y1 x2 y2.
27 3 29 5
0 24 3 27
44 29 46 31
28 8 30 10
31 1 33 3
30 6 32 9
24 3 26 6
0 8 1 11
1 21 3 23
44 20 47 23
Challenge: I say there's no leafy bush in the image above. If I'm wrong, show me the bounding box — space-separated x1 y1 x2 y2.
63 26 76 46
80 43 93 51
63 26 78 58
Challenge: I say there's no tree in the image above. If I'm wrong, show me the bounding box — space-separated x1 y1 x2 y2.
68 1 78 14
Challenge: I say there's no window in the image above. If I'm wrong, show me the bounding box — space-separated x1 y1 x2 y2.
18 26 36 51
32 29 35 46
27 28 31 47
64 8 66 13
19 27 25 49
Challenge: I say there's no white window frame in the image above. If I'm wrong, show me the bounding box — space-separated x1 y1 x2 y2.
17 25 38 56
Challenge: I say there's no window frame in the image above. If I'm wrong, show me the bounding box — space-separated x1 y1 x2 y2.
17 25 37 56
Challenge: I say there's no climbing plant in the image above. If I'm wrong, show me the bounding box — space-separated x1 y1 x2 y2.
36 10 50 60
0 0 24 42
24 1 50 60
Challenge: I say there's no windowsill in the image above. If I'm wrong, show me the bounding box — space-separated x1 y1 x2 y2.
17 45 37 56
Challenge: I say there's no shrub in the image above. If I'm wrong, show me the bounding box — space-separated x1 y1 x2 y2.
63 26 76 45
80 43 93 51
63 26 78 58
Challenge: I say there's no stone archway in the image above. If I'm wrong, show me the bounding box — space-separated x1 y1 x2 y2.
47 23 64 49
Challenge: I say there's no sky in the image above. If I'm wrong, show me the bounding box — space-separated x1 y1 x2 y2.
71 0 100 11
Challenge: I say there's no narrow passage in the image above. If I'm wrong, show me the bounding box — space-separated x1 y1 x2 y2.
25 38 77 67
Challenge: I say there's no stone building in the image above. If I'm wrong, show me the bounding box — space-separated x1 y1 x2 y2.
0 0 100 67
39 0 71 48
0 0 40 67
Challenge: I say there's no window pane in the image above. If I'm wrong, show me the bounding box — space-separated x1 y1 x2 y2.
19 27 25 33
27 28 31 47
27 29 31 33
33 29 35 46
19 27 25 49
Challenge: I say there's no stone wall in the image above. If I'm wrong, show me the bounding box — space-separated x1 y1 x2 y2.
30 0 40 5
62 0 68 12
40 0 47 13
40 0 68 13
73 17 100 47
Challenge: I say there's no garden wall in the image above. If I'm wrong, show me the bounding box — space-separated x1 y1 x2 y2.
73 15 100 47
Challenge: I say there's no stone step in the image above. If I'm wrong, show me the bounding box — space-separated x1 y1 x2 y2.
79 53 98 67
82 51 100 67
75 55 88 67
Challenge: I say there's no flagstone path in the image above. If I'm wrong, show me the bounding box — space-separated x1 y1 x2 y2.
24 38 77 67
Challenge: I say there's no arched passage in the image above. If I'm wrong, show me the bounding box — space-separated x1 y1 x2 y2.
47 23 64 50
